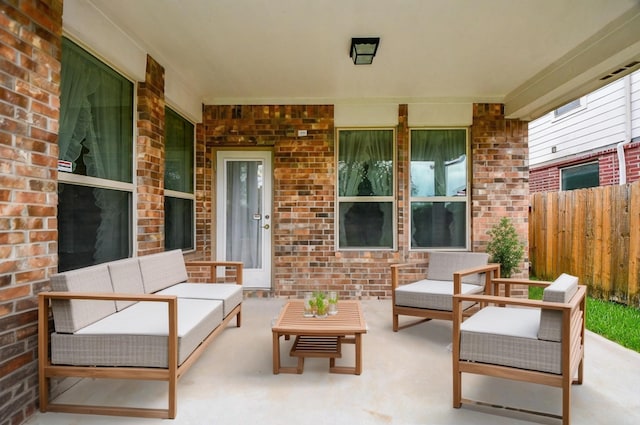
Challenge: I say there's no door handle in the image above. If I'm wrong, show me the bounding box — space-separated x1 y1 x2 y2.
262 224 270 230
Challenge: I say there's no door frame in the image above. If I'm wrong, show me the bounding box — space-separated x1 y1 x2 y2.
214 149 273 289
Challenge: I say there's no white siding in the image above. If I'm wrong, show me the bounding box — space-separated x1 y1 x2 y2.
632 71 640 141
528 72 640 167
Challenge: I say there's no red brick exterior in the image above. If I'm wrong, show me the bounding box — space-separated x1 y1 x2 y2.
471 104 530 284
0 1 62 423
530 140 640 193
0 3 530 423
136 55 165 256
198 103 529 298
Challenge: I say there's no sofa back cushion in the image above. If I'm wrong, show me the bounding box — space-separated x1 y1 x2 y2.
427 252 489 285
538 273 579 342
107 257 145 310
139 249 188 293
50 264 116 333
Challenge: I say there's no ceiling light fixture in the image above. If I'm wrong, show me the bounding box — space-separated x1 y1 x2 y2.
350 37 380 65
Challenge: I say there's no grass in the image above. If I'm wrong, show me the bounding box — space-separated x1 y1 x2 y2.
529 286 640 353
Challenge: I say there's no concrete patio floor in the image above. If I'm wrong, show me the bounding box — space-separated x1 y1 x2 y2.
27 297 640 425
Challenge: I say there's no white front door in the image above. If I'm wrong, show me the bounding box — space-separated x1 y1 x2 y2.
216 151 272 289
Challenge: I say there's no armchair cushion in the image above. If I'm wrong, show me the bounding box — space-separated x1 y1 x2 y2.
538 273 579 342
459 306 562 374
396 280 484 311
427 251 490 285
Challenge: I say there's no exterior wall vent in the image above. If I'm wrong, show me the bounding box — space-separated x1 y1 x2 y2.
600 60 640 81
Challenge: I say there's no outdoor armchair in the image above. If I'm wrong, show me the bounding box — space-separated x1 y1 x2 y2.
452 273 586 425
391 251 500 331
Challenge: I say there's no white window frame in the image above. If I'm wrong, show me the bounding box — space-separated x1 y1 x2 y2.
560 161 599 191
58 36 137 264
336 127 396 251
164 106 196 252
408 127 470 251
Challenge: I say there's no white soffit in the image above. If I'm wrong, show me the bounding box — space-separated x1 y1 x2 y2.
63 0 146 82
407 103 472 127
334 104 399 127
63 0 203 123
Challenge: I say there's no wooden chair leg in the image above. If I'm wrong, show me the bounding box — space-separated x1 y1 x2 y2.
393 312 399 332
562 377 571 425
452 366 462 408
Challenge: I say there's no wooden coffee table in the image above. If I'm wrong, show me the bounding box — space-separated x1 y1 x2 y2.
272 300 367 375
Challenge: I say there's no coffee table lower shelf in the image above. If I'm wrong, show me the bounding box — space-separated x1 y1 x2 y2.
289 336 341 374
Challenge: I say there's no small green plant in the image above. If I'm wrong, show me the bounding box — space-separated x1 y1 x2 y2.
311 291 327 316
486 217 524 278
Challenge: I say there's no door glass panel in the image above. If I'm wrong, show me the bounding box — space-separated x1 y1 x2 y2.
225 160 263 268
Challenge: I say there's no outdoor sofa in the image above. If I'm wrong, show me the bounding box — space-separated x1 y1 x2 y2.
38 249 243 419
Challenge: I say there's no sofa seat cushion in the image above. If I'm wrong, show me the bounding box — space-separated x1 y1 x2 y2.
51 298 223 368
395 279 484 311
50 264 116 333
156 283 242 317
459 306 562 374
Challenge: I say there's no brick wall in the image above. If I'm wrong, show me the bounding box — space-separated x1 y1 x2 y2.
0 1 62 424
198 103 530 298
529 140 640 192
136 55 165 256
471 104 529 280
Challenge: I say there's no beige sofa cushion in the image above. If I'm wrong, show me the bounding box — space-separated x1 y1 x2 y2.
51 298 223 367
157 283 242 317
50 264 116 333
139 249 188 293
107 257 145 311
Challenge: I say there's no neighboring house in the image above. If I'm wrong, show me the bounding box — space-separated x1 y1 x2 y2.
529 70 640 192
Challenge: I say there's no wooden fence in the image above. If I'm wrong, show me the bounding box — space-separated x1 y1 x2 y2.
529 182 640 306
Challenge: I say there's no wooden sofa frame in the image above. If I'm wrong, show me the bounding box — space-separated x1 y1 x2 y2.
38 261 243 419
452 277 586 425
391 262 500 331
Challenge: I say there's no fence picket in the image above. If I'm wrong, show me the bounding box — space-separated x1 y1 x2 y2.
530 182 640 306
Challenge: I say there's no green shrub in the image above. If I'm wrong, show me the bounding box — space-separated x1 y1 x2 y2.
486 217 525 278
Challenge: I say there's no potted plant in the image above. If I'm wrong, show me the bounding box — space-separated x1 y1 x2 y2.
313 291 328 318
486 217 525 278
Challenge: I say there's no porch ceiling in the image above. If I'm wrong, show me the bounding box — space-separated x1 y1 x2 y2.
78 0 640 120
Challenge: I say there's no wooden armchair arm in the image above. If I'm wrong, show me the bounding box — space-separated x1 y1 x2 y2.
390 262 429 290
185 261 243 285
453 285 586 312
453 263 500 295
490 277 551 298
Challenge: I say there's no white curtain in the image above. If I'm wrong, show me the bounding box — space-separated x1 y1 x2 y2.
226 161 261 268
59 40 131 264
411 130 466 196
338 130 393 197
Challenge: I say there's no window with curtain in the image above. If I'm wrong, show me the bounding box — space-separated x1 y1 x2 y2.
337 129 395 249
410 129 468 249
57 37 134 272
164 107 194 250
